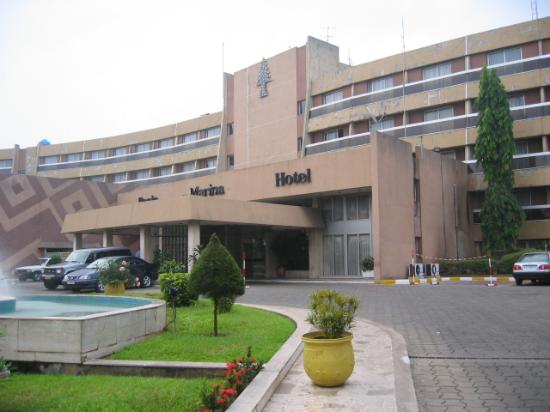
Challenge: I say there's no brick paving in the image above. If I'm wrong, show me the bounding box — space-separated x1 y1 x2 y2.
238 282 550 411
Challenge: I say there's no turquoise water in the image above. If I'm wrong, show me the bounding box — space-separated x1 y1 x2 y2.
0 295 152 318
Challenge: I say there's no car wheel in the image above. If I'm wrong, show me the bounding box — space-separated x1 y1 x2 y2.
141 275 152 288
96 281 105 293
33 271 42 281
44 280 58 290
515 278 523 286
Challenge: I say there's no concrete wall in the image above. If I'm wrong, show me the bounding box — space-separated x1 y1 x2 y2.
371 132 415 279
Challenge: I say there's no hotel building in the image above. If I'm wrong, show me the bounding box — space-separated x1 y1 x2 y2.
2 17 550 280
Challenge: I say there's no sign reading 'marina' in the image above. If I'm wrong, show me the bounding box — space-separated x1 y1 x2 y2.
190 184 225 196
275 169 312 187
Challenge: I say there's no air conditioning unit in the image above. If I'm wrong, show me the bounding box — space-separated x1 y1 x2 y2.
428 263 440 277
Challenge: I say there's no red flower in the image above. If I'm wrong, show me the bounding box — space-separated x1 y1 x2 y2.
235 380 243 386
202 409 212 412
216 397 226 405
221 388 237 397
226 362 236 370
248 356 256 362
236 357 243 363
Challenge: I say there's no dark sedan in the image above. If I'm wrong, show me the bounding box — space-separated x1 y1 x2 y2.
62 256 158 292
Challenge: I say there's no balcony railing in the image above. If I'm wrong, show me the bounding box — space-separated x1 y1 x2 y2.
310 54 550 118
464 151 550 174
473 204 550 223
305 102 550 156
37 135 220 171
113 166 217 186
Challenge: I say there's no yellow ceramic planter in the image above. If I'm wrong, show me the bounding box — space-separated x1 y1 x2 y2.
302 331 354 387
104 282 125 295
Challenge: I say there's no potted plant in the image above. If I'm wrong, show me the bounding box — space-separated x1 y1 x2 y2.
361 256 374 278
0 357 11 379
302 289 359 387
98 260 132 295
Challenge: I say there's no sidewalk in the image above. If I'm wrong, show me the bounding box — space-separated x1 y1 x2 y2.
229 305 418 412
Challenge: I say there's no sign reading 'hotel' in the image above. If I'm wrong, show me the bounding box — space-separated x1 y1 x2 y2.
275 168 312 187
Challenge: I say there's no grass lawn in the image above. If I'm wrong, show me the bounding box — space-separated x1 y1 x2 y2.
110 298 295 362
0 374 212 412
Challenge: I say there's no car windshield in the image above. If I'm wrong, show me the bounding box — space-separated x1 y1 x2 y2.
519 253 549 263
65 250 90 264
86 258 112 269
32 258 49 266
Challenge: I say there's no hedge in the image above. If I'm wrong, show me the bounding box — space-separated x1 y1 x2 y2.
440 258 490 276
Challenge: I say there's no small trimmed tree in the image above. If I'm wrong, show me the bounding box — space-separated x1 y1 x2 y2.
474 66 524 254
190 234 244 336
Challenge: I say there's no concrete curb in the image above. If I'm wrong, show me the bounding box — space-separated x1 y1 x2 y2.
376 276 514 285
81 359 226 378
227 304 310 412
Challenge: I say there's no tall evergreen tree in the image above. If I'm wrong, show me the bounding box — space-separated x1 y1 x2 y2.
474 66 524 253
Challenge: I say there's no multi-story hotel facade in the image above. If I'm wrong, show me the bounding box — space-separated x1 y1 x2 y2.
2 17 550 280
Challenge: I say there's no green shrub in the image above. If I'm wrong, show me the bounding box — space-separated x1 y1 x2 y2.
47 254 62 265
159 272 197 307
362 256 374 271
306 289 358 339
439 258 490 275
190 234 245 336
496 249 541 274
159 258 186 274
218 296 235 314
98 260 133 286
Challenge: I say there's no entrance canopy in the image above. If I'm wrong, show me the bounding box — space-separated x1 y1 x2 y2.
61 196 324 234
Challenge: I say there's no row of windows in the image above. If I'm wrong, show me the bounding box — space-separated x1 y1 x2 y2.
320 92 535 142
317 45 525 106
39 126 221 165
0 159 12 168
321 195 370 222
84 157 218 183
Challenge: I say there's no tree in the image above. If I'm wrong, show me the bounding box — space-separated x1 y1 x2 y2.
189 233 245 336
474 66 524 254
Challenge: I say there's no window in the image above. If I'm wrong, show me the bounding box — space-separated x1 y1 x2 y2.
135 143 150 153
205 157 217 168
440 150 457 159
182 162 195 172
321 197 344 222
369 118 395 132
368 76 393 92
323 89 344 105
424 106 454 122
42 155 58 164
113 147 127 156
508 95 525 108
0 159 12 168
346 195 369 221
323 235 345 276
414 179 421 216
516 189 532 206
227 155 234 169
227 123 234 135
134 169 149 180
90 150 106 160
66 153 82 162
112 173 127 183
324 128 344 141
206 126 221 138
488 46 522 66
422 62 452 80
297 100 306 115
516 140 529 155
88 175 105 182
182 132 197 143
158 166 171 176
347 234 371 276
159 138 174 148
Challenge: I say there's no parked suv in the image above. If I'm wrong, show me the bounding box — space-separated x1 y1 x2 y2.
42 247 131 290
14 257 52 282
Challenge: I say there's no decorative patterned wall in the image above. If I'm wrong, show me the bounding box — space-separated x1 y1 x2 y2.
0 174 126 274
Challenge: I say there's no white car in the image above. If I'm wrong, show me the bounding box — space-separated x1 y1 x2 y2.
512 252 550 285
14 258 51 282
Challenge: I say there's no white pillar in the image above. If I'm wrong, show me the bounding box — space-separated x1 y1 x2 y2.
102 230 113 247
73 233 82 251
140 226 154 262
465 145 473 161
187 222 201 272
543 136 549 152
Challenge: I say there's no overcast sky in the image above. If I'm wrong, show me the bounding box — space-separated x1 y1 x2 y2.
0 0 548 149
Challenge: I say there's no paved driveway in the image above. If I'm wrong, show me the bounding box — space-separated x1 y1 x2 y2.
237 281 550 412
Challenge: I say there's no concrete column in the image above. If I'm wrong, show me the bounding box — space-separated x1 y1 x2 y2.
139 226 154 263
73 233 83 251
187 222 201 272
102 230 113 247
465 99 472 115
543 136 549 152
540 87 546 104
349 122 355 136
264 231 276 279
465 145 473 161
307 229 323 279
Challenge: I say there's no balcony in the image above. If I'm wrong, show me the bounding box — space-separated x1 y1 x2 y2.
473 204 550 223
304 132 370 156
465 151 550 174
37 135 220 171
310 54 550 118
